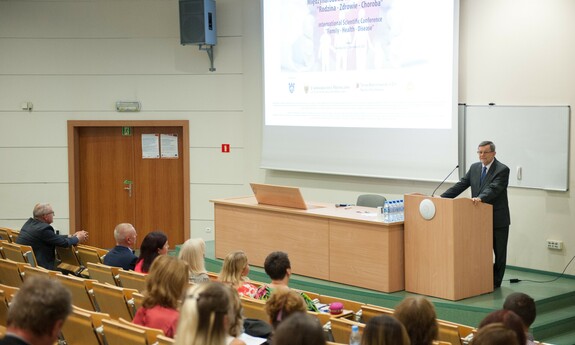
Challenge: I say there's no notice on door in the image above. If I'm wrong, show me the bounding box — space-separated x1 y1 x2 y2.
142 134 160 159
160 134 179 158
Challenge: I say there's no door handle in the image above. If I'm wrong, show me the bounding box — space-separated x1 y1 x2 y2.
123 180 133 198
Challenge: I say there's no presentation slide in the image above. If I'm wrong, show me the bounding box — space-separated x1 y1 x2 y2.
261 0 459 181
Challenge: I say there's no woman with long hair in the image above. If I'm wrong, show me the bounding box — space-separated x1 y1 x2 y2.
393 296 438 345
178 238 209 284
175 281 232 345
135 231 169 273
219 250 258 297
132 255 189 337
361 315 410 345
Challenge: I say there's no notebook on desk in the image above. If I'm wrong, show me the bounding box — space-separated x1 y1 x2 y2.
250 183 311 210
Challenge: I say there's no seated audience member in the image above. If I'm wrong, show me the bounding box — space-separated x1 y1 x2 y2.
219 250 258 297
225 285 248 345
361 315 410 345
477 309 526 345
178 238 210 284
17 203 88 270
471 323 521 345
503 292 537 345
264 289 306 329
272 312 326 345
174 281 233 345
135 231 169 273
1 276 72 345
254 251 318 312
133 255 189 338
393 296 438 345
103 223 138 270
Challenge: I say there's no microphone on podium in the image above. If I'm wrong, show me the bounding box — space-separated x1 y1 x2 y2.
431 165 459 197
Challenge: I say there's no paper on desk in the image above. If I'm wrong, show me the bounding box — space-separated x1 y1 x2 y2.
239 333 267 345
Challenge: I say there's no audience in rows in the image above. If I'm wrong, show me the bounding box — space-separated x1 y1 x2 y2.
2 212 546 345
178 238 210 284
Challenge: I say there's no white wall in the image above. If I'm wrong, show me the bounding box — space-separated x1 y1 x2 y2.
0 0 573 276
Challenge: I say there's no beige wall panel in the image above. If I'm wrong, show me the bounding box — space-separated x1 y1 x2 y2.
0 2 178 38
0 112 243 147
189 148 244 184
188 111 245 146
459 0 575 103
0 37 242 75
0 114 70 147
0 75 242 111
189 183 248 219
190 219 215 242
0 148 68 183
0 183 70 223
0 0 241 38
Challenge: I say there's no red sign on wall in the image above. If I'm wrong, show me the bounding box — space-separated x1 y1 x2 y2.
221 144 230 153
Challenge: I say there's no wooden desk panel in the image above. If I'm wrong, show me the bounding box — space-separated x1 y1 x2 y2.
215 203 330 279
330 220 404 292
213 197 404 292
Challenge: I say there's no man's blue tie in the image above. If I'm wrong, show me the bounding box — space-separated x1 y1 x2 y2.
480 166 487 184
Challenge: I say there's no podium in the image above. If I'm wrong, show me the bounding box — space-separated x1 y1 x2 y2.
404 194 493 300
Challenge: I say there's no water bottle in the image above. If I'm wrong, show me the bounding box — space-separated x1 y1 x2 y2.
398 199 404 221
390 200 397 222
349 324 361 345
383 201 390 222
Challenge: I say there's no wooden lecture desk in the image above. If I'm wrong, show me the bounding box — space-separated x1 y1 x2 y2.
212 196 404 292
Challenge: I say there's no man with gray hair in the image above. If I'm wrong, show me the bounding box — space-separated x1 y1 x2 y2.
441 141 510 288
103 223 138 270
17 203 88 270
0 276 72 345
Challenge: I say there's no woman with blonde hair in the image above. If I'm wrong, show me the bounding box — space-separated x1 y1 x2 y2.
133 255 189 338
178 238 210 284
175 281 233 345
219 250 258 297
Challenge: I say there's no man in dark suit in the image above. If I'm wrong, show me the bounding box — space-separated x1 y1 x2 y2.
441 141 510 288
0 276 72 345
103 223 138 270
17 203 88 270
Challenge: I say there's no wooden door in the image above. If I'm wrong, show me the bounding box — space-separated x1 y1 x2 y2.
79 127 136 248
132 127 185 246
69 121 190 249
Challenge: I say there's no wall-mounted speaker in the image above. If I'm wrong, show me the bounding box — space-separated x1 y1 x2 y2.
179 0 217 46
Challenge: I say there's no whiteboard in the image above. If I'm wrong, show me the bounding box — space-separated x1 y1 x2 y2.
464 105 570 191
